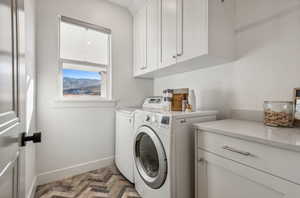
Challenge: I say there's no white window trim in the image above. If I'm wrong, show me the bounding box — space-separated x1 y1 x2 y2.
56 15 113 103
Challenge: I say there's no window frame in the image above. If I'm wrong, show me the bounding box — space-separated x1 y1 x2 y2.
57 15 112 101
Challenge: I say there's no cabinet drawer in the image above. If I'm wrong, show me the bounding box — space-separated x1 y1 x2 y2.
197 130 300 185
196 149 300 198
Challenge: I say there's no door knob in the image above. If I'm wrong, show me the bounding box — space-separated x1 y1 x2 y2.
21 132 42 147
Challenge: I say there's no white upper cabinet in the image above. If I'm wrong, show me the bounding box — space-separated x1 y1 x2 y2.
176 0 208 63
146 0 159 72
176 0 235 65
134 5 147 76
134 0 159 77
133 0 235 78
159 0 177 68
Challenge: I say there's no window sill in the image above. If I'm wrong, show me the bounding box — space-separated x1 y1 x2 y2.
52 97 118 108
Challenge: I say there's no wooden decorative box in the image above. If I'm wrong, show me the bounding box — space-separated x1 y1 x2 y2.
294 88 300 126
171 88 189 111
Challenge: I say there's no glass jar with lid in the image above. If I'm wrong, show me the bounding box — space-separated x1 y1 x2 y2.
264 101 294 127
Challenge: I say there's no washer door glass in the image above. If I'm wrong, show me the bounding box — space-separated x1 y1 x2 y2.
138 133 159 177
135 126 167 189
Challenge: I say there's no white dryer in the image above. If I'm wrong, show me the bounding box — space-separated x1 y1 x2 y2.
133 109 217 198
115 108 136 183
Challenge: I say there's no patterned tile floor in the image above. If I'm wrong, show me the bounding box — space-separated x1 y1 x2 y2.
35 165 141 198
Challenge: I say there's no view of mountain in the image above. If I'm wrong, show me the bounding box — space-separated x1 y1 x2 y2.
63 77 101 96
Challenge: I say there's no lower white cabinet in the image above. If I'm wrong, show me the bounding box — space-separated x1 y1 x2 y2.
195 130 300 198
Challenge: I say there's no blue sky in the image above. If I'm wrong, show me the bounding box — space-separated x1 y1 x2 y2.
63 69 101 80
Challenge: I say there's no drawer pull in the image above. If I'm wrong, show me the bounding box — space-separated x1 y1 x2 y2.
222 146 251 156
180 119 186 123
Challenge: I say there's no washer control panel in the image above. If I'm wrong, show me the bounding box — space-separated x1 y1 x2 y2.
144 113 170 128
145 114 156 123
145 115 151 122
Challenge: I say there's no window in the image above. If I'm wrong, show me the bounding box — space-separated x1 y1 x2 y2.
59 16 111 99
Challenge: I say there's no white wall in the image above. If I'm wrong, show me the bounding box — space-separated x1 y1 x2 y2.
154 0 300 118
36 0 153 183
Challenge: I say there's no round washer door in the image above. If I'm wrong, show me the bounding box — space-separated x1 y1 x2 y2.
134 126 167 189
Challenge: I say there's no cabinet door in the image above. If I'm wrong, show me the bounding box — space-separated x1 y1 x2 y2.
177 0 208 63
196 149 300 198
134 5 147 76
115 112 134 183
146 0 159 72
159 0 177 68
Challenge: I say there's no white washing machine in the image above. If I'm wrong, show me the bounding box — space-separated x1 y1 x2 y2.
115 97 164 183
133 109 217 198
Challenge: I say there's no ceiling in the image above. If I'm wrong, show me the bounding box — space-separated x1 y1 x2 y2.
107 0 146 14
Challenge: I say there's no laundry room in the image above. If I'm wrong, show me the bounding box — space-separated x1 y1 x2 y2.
1 0 300 198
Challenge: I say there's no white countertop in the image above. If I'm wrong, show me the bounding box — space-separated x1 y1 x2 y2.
117 107 218 119
136 109 218 119
194 119 300 152
116 106 141 114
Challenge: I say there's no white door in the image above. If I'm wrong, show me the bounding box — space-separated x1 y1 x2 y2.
1 0 40 197
0 0 23 197
196 149 300 198
176 0 208 63
134 5 147 76
115 111 134 183
159 0 177 68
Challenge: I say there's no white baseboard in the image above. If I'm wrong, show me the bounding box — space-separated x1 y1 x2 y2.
37 156 114 185
27 176 37 198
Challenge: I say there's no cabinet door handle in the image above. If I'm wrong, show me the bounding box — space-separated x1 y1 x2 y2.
180 119 186 123
140 66 147 70
177 0 183 56
222 146 252 156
